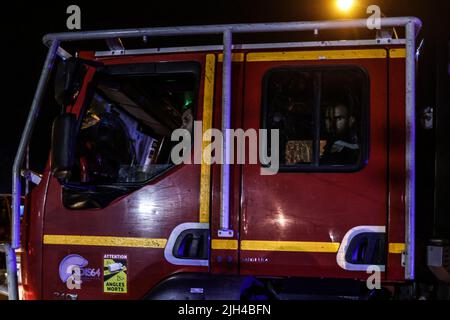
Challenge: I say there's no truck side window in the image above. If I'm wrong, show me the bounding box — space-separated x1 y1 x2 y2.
263 66 369 171
71 66 198 186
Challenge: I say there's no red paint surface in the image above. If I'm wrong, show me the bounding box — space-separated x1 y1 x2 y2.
239 53 393 280
21 47 408 299
386 55 407 281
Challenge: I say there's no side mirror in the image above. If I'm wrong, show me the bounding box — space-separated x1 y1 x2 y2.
54 58 87 107
51 113 77 180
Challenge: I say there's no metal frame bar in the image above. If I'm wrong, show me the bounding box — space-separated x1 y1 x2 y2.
219 29 234 238
10 41 59 299
93 39 407 58
10 17 421 299
12 40 60 249
42 18 420 44
405 21 417 280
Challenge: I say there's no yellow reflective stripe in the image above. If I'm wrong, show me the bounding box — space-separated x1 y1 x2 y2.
218 53 245 62
241 240 340 253
44 234 405 255
199 54 216 223
211 239 239 250
389 243 405 254
390 48 406 58
247 49 387 62
43 235 167 249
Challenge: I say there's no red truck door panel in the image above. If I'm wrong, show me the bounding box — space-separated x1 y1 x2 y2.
239 49 393 280
386 48 407 281
39 53 214 299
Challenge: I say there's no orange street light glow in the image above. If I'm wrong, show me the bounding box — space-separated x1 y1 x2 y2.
336 0 355 12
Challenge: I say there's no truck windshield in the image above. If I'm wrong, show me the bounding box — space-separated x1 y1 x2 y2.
71 64 198 186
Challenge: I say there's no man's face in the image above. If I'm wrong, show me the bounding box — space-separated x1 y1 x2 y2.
181 108 193 132
419 107 433 130
324 104 354 139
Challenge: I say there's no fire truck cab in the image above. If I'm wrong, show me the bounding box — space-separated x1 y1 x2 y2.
4 16 449 300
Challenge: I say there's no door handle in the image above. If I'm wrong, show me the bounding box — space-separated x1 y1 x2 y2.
173 229 208 260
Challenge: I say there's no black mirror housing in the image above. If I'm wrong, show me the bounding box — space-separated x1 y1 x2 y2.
54 58 87 107
51 113 77 180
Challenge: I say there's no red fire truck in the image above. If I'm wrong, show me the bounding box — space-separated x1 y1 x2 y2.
2 16 449 300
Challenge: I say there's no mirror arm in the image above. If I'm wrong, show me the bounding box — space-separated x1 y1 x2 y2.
20 169 43 186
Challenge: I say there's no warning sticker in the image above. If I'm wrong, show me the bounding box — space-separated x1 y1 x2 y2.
103 254 127 294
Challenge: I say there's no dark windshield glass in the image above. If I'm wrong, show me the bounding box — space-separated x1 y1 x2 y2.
72 70 197 185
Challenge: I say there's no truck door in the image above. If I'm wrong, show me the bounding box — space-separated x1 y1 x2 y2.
40 53 215 299
239 48 391 280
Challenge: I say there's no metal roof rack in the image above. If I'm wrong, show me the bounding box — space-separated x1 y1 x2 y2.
9 17 421 299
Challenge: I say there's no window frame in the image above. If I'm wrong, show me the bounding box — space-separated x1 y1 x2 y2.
72 60 201 187
261 64 371 173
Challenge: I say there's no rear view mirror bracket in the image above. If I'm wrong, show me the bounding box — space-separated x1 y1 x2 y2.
54 57 88 108
51 113 77 182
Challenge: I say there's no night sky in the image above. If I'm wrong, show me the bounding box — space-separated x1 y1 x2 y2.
1 0 449 193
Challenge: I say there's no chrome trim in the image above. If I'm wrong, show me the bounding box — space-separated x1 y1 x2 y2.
57 46 72 60
405 21 417 280
219 30 233 238
164 223 209 267
336 226 386 272
21 169 43 186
